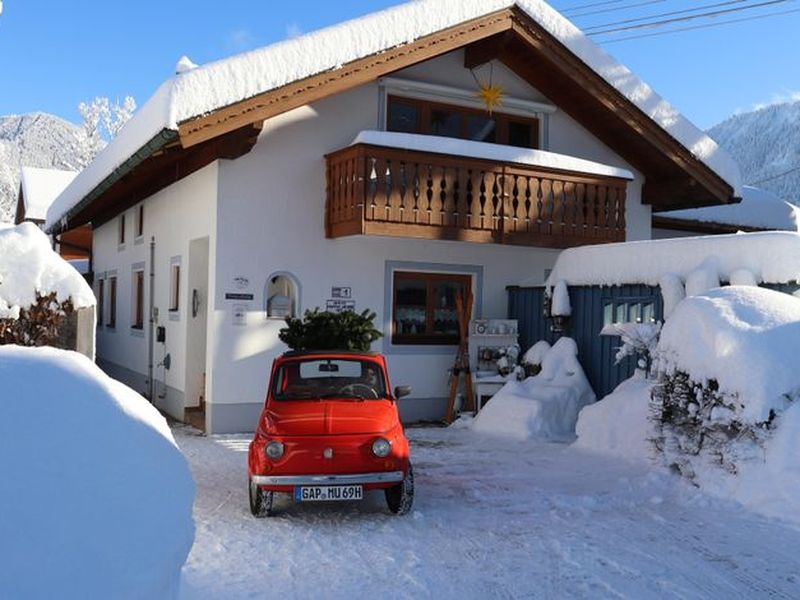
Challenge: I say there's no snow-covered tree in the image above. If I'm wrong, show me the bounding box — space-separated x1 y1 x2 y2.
77 96 136 163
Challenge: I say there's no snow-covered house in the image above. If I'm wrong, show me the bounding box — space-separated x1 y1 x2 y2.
653 185 800 237
16 166 92 271
45 0 741 433
510 232 800 397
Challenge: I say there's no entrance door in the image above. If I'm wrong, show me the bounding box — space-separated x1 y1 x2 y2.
184 237 209 428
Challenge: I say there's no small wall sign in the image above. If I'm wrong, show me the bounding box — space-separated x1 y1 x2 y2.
232 304 247 326
331 286 352 299
326 299 356 313
225 292 254 301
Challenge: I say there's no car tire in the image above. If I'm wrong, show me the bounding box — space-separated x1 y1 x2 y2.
249 478 274 518
385 464 414 515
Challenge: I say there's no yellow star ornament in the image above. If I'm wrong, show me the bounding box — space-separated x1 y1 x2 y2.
477 82 504 115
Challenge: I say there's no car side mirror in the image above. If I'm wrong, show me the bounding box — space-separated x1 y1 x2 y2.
394 385 411 399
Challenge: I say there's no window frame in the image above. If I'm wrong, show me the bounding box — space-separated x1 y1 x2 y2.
387 95 540 149
132 269 145 330
97 278 105 327
134 204 144 240
169 263 181 312
391 271 471 346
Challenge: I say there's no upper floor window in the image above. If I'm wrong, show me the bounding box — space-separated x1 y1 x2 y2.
135 204 144 239
387 96 539 149
97 278 105 327
108 276 117 328
118 214 126 246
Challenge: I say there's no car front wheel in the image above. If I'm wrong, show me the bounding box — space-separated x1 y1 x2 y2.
385 465 414 515
249 478 274 518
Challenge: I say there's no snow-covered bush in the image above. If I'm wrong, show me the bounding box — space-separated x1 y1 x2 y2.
652 287 800 480
0 346 194 598
0 291 74 346
600 321 661 373
521 339 551 376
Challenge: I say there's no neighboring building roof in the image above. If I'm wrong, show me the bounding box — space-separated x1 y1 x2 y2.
654 186 800 233
351 131 634 180
544 231 800 288
0 222 95 319
19 166 77 222
45 0 741 232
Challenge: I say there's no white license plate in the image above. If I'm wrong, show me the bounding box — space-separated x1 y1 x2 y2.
295 485 364 502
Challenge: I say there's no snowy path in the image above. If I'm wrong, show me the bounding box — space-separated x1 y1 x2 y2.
177 425 800 599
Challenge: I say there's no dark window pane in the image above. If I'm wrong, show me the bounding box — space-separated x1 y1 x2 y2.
430 109 461 138
508 121 534 148
431 281 464 336
388 102 418 133
467 115 496 143
395 278 427 336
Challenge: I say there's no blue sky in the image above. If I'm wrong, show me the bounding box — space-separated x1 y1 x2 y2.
1 0 798 129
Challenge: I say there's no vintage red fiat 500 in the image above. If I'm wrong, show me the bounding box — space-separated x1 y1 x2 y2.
247 351 414 517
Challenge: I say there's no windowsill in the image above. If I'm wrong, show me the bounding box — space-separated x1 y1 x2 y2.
134 236 144 246
106 324 117 332
168 310 180 322
130 326 145 338
117 244 126 252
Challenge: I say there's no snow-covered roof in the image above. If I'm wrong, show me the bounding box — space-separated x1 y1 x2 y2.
0 222 94 319
544 231 800 288
46 0 741 231
19 166 77 222
656 186 800 232
353 131 634 180
659 286 800 424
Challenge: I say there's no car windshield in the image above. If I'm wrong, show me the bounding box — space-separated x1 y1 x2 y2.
272 358 388 401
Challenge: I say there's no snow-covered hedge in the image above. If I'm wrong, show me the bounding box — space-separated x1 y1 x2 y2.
0 346 194 598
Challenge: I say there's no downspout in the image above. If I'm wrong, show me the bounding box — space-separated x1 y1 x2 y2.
148 236 156 401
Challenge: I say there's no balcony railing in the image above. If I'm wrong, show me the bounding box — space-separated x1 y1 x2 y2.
325 143 627 248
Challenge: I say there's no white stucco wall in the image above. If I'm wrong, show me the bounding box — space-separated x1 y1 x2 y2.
93 163 218 413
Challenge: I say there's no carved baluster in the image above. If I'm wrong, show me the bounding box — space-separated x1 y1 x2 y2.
411 162 421 224
539 179 553 236
617 185 626 239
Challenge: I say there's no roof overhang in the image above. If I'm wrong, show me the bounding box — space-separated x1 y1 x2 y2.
51 6 735 233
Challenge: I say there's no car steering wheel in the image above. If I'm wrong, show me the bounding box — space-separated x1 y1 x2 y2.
338 383 379 399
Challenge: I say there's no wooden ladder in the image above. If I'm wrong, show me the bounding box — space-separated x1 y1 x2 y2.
444 288 475 423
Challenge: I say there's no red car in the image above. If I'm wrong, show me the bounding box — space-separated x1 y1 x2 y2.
247 351 414 517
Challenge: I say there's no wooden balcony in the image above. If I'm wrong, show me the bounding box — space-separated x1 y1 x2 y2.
325 143 627 248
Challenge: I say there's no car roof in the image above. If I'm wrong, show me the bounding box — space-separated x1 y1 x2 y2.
280 350 383 359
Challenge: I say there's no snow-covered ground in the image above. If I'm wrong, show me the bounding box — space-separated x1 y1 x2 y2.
177 425 800 599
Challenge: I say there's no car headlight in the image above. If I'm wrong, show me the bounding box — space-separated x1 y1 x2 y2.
372 437 391 457
265 441 285 460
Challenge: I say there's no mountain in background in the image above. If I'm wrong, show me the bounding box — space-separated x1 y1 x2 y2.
0 113 90 223
709 101 800 201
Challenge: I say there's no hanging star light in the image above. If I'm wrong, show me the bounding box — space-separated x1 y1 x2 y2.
472 63 504 115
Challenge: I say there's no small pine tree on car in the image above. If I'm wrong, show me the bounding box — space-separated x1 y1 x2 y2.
279 308 382 351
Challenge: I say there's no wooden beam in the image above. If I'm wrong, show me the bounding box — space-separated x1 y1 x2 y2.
463 32 512 69
177 10 515 148
652 216 768 235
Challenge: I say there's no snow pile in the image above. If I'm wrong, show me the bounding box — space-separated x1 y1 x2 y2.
684 260 720 297
574 375 654 462
0 346 194 598
471 337 595 440
729 268 758 286
657 286 800 424
656 185 800 232
544 231 800 288
522 340 551 366
46 0 740 230
19 166 77 221
0 222 94 319
352 131 633 180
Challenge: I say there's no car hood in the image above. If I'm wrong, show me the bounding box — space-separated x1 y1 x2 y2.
264 400 398 436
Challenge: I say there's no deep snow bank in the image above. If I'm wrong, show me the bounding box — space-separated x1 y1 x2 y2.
0 346 194 598
471 338 595 440
574 375 654 462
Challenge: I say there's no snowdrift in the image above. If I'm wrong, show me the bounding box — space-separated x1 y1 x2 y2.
0 346 195 598
471 338 595 440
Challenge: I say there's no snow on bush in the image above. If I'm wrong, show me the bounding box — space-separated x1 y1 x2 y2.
574 374 654 462
0 346 194 598
651 287 800 523
0 222 94 318
600 321 661 369
471 337 595 440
